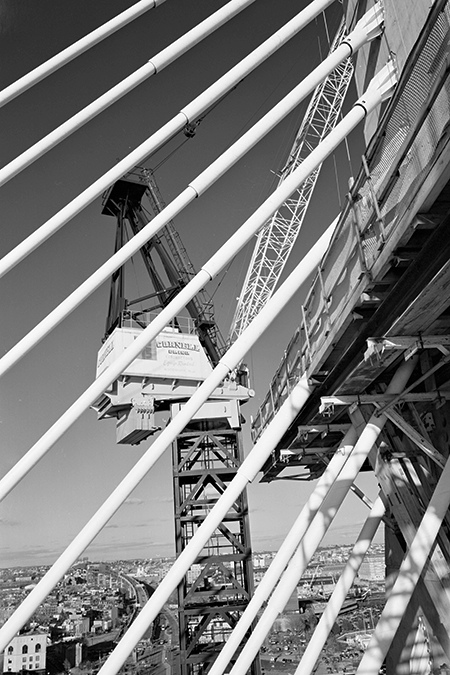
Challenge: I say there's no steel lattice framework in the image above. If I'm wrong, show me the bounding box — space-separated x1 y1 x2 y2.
172 424 259 675
228 17 353 344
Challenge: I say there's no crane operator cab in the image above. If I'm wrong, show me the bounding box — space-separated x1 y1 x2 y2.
92 311 252 445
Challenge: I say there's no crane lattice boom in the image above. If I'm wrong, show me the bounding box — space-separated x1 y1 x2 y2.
228 17 353 344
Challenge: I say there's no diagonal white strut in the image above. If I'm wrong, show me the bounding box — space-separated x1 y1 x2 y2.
0 61 396 506
0 6 387 380
0 0 257 187
0 0 335 278
0 0 168 108
293 494 385 675
227 356 417 675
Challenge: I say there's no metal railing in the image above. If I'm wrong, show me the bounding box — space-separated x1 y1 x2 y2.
252 1 450 440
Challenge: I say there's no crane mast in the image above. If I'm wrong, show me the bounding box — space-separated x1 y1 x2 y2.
95 169 260 675
228 17 353 344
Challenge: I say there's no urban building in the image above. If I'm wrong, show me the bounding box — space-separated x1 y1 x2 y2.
3 634 47 674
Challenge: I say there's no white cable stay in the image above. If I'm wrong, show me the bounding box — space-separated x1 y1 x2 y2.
294 494 385 675
207 424 360 675
0 0 167 109
0 60 396 658
0 0 335 279
0 5 383 380
227 356 417 675
0 0 257 188
356 452 450 675
228 8 362 344
0 228 331 652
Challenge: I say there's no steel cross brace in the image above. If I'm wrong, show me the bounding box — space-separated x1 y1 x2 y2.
319 391 450 415
364 334 450 361
319 400 446 467
373 452 450 663
378 406 446 469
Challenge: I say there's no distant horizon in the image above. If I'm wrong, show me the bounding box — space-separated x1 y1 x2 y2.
1 499 385 569
1 536 385 572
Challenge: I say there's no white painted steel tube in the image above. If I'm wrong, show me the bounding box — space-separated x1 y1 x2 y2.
0 222 335 504
0 0 334 278
0 221 334 652
208 426 359 675
294 494 385 675
0 64 394 503
0 59 396 654
0 1 167 108
189 8 381 198
356 455 450 675
229 357 417 675
0 0 257 187
0 34 387 378
97 374 314 675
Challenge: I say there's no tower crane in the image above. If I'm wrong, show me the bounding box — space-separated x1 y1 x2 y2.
93 9 358 675
93 167 259 675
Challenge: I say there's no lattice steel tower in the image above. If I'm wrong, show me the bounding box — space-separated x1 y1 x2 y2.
95 168 260 675
228 17 354 344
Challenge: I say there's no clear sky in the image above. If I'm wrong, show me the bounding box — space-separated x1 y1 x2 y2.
0 0 381 568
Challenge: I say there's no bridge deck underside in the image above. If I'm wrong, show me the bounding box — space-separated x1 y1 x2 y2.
253 1 450 484
253 8 450 660
262 183 450 482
